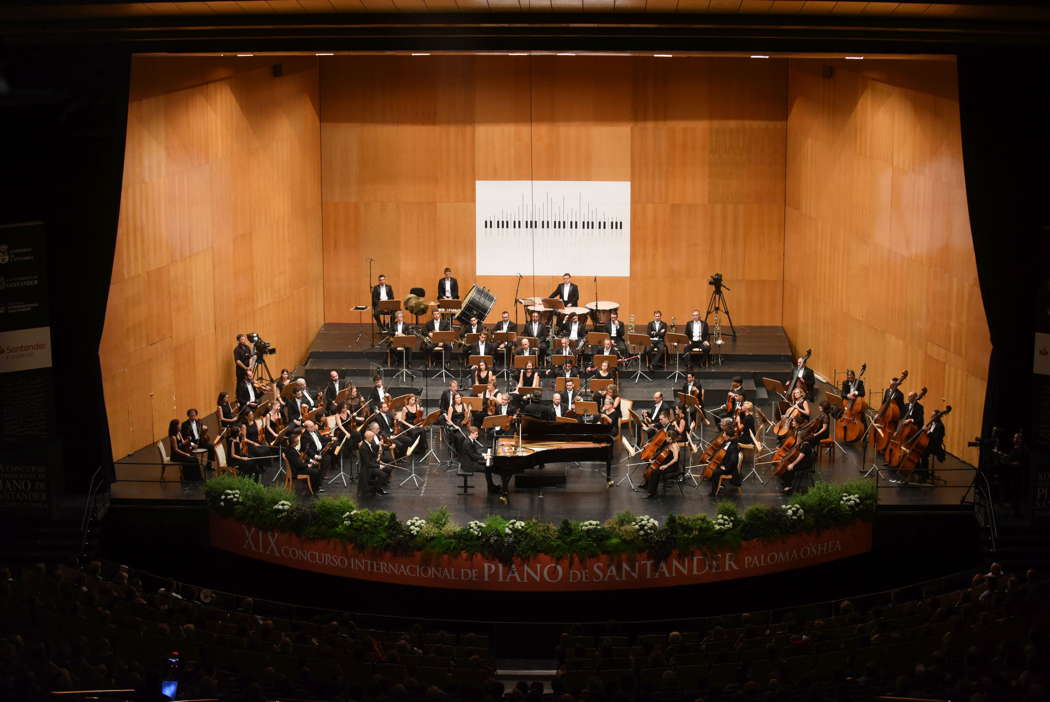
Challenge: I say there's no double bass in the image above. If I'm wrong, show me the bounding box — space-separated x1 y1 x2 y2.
885 386 928 466
785 348 813 398
871 370 909 453
896 405 952 479
835 363 868 443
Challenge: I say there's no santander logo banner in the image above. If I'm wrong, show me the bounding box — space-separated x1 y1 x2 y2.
211 516 872 592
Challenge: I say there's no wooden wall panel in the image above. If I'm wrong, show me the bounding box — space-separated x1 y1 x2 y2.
321 55 788 327
782 59 989 463
101 56 323 459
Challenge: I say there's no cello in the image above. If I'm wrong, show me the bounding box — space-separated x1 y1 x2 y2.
641 430 669 483
886 386 927 466
835 364 868 444
871 370 909 454
896 405 952 479
772 414 821 476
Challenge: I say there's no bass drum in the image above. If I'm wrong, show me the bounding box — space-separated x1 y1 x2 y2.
456 284 496 325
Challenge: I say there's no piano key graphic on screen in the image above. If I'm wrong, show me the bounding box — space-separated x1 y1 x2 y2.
481 191 625 232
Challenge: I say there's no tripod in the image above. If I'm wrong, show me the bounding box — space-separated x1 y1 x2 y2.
704 284 737 338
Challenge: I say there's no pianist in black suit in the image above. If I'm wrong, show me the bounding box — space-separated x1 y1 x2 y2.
549 273 580 307
436 267 460 300
459 425 499 492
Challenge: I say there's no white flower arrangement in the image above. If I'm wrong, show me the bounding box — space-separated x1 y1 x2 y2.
634 515 659 536
782 504 805 522
219 489 241 507
504 519 526 535
712 514 736 532
841 493 862 511
406 517 427 535
341 510 357 527
467 520 484 536
580 520 602 532
272 500 292 516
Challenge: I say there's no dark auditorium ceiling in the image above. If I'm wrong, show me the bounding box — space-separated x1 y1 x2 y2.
2 0 1048 52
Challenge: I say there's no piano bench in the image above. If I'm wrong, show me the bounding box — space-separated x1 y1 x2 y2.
455 469 474 494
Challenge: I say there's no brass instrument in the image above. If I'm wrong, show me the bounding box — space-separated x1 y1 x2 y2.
671 315 677 333
628 313 636 334
403 294 429 317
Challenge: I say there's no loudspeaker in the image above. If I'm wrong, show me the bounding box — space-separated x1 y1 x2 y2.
272 63 284 78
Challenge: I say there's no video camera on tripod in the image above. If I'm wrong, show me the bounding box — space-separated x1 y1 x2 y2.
708 272 730 293
247 332 277 359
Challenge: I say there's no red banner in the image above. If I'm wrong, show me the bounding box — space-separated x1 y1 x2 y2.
210 516 872 592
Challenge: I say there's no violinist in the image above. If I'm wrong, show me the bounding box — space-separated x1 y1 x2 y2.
284 388 304 426
167 418 202 483
444 392 469 452
679 371 704 426
671 405 690 444
479 379 500 420
779 400 831 493
707 419 741 497
645 310 667 369
180 408 214 465
374 400 396 438
332 401 362 454
346 385 365 414
274 368 292 398
790 355 816 401
263 401 285 444
716 376 745 417
472 359 494 388
359 425 391 496
641 429 683 499
299 420 331 492
369 376 390 408
402 394 425 424
324 370 346 414
393 405 429 456
236 372 260 416
294 378 318 414
228 422 259 481
604 383 622 414
841 369 865 400
216 392 238 431
518 360 540 392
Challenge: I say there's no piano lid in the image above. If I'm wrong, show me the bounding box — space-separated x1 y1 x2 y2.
518 415 614 440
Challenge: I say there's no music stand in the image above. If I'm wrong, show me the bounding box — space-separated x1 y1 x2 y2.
574 400 598 418
493 331 517 379
586 331 610 349
550 354 574 368
665 332 689 382
516 386 543 401
626 333 653 382
416 410 443 464
676 391 705 442
429 330 458 381
589 378 613 396
555 377 581 393
463 333 481 347
761 377 787 422
541 297 565 312
391 335 417 382
471 383 490 396
375 299 402 341
513 354 538 369
468 354 494 373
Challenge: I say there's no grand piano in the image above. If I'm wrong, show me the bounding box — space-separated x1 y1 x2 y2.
489 416 615 492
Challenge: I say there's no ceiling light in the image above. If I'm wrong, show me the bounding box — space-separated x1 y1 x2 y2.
750 55 770 59
315 52 334 56
653 54 672 58
411 52 431 56
236 53 254 57
844 56 864 60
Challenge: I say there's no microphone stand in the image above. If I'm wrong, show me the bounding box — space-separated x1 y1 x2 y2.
513 273 523 328
594 276 599 315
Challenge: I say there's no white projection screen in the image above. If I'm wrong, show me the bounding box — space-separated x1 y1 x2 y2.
475 180 631 277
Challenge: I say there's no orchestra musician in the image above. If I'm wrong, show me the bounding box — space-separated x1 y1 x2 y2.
587 359 617 384
493 310 517 335
842 369 865 400
646 310 668 369
467 331 495 368
640 429 683 499
737 401 758 447
369 376 390 408
603 310 628 356
374 400 396 439
423 309 452 362
790 355 817 401
524 310 550 361
911 411 946 484
671 405 690 441
436 267 459 300
444 392 469 453
371 274 395 328
650 391 668 427
780 400 831 493
298 420 331 492
294 378 318 415
778 386 812 444
438 379 459 414
715 376 745 417
180 408 215 465
545 392 569 420
393 404 428 456
558 312 587 350
900 391 926 428
563 379 580 412
216 392 237 431
324 370 345 414
707 419 742 497
227 423 258 481
472 359 494 388
680 372 704 425
549 272 580 307
518 360 541 392
387 310 414 367
682 309 711 370
167 418 202 483
284 387 304 425
590 337 619 368
474 378 499 427
460 314 485 339
549 336 576 365
234 334 254 382
331 401 363 454
236 372 260 415
882 377 906 413
274 368 292 398
358 424 390 496
346 385 365 414
263 401 285 445
517 337 538 359
600 395 621 426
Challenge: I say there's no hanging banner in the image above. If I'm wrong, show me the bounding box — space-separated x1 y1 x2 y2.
475 181 631 277
211 516 872 592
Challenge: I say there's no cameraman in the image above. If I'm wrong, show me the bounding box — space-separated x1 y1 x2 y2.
233 334 253 382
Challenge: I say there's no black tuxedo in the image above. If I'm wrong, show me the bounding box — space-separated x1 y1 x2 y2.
902 401 925 427
387 320 414 366
883 387 905 411
358 439 389 494
523 320 549 357
284 396 303 425
645 320 667 367
371 284 395 325
841 378 866 398
436 277 460 300
604 320 627 354
558 318 587 342
546 401 569 420
374 411 395 437
649 401 668 424
550 282 580 306
439 389 457 413
563 388 580 410
298 385 317 411
460 323 485 339
324 380 346 413
424 318 451 353
369 386 391 408
300 430 331 480
916 419 946 480
236 380 259 410
468 340 494 359
180 418 205 444
493 319 517 334
286 446 321 489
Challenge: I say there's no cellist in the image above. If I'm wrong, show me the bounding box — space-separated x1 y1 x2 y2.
707 419 741 497
779 400 832 494
776 386 812 445
642 429 683 499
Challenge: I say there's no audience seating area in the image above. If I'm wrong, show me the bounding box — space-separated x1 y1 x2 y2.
1 561 1047 702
